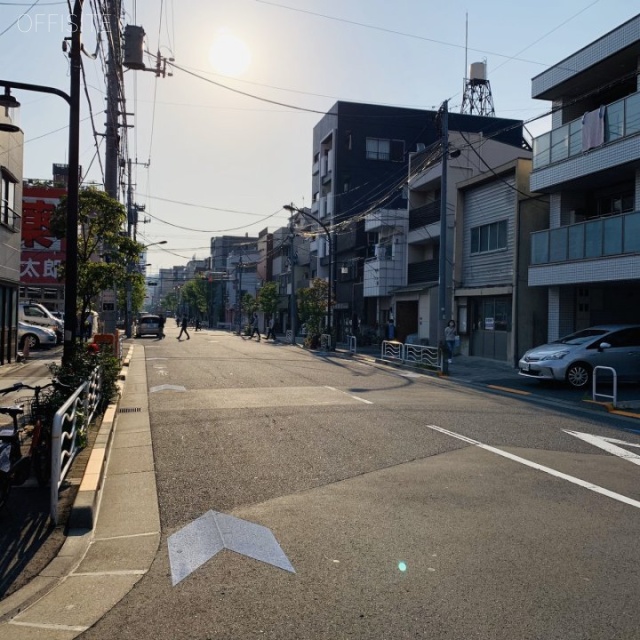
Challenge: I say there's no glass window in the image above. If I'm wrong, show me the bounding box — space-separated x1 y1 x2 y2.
569 120 582 157
531 231 549 264
470 220 507 255
625 93 640 135
533 132 550 169
568 224 584 260
585 219 603 258
551 124 569 163
624 212 640 253
366 138 390 161
606 100 624 142
549 227 567 262
603 216 623 255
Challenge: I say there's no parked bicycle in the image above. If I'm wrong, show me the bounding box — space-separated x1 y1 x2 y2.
0 380 67 510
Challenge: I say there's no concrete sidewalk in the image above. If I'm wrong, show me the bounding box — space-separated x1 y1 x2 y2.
0 345 160 640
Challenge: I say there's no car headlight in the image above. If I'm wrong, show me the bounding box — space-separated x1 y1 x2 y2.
543 350 570 361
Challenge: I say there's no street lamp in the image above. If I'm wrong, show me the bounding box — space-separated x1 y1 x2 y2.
1 0 83 365
283 204 334 335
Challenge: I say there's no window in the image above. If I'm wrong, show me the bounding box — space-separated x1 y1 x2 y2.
1 168 17 229
366 138 390 161
470 220 507 254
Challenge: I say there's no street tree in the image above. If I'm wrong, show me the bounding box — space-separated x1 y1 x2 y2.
296 278 330 347
181 278 208 319
257 281 279 318
50 188 145 337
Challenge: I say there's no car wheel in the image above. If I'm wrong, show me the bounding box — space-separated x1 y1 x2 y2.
566 362 591 389
21 334 40 350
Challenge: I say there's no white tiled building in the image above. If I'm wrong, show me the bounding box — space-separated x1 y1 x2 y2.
529 14 640 340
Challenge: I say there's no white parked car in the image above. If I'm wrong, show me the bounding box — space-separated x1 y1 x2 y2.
18 321 58 350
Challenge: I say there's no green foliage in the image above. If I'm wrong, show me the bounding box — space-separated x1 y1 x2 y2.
242 293 257 316
181 278 208 317
49 188 147 330
162 290 179 312
257 282 279 316
297 278 330 342
49 341 121 411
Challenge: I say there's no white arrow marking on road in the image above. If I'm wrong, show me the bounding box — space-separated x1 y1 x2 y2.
425 424 640 510
564 431 640 466
149 384 186 393
168 510 295 586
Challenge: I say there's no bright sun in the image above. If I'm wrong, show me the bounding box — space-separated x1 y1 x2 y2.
208 28 251 77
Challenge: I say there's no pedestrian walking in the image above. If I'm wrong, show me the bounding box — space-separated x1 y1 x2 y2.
265 315 276 341
158 314 166 339
177 315 190 340
195 319 201 331
249 312 261 341
444 319 457 363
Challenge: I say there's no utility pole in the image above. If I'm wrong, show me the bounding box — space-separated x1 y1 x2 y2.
101 0 122 334
104 0 121 199
438 100 449 371
236 258 243 335
288 215 297 343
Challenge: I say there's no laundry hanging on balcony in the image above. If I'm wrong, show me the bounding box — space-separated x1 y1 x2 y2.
581 105 606 151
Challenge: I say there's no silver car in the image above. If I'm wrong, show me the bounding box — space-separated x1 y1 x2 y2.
18 321 58 350
518 324 640 389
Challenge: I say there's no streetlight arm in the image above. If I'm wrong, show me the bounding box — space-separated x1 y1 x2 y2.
0 80 71 105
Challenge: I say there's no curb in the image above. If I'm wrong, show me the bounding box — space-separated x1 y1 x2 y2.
67 347 133 530
0 346 133 622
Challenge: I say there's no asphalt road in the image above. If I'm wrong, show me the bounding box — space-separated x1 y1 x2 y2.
81 327 640 640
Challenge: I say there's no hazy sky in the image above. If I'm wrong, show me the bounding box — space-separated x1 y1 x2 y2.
2 0 638 271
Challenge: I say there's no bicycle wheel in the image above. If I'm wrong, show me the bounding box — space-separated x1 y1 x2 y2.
34 430 52 488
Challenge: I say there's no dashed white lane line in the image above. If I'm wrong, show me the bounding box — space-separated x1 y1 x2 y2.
425 424 640 511
324 386 373 405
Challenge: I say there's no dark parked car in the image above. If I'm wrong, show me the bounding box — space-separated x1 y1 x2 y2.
518 324 640 389
135 315 162 338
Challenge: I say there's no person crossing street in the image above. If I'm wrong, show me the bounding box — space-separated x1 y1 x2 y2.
177 316 190 340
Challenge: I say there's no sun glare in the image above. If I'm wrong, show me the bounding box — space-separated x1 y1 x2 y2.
209 28 251 77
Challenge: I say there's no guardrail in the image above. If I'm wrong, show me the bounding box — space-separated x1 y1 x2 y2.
381 340 442 371
85 364 102 426
51 381 88 524
592 366 618 407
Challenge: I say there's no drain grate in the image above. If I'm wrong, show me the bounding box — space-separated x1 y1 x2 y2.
119 407 143 413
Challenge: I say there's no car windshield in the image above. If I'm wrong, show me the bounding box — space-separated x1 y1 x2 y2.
552 329 608 346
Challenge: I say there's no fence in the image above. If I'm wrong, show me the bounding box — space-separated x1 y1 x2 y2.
50 364 104 524
380 340 442 371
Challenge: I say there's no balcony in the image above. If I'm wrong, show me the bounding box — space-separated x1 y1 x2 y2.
409 201 440 231
319 193 333 220
363 257 406 297
0 205 20 232
407 259 438 285
531 210 640 265
364 208 408 233
532 92 640 173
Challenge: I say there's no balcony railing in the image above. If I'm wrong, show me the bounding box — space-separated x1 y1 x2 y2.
532 91 640 170
0 205 20 232
407 259 438 284
531 210 640 265
409 201 440 230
